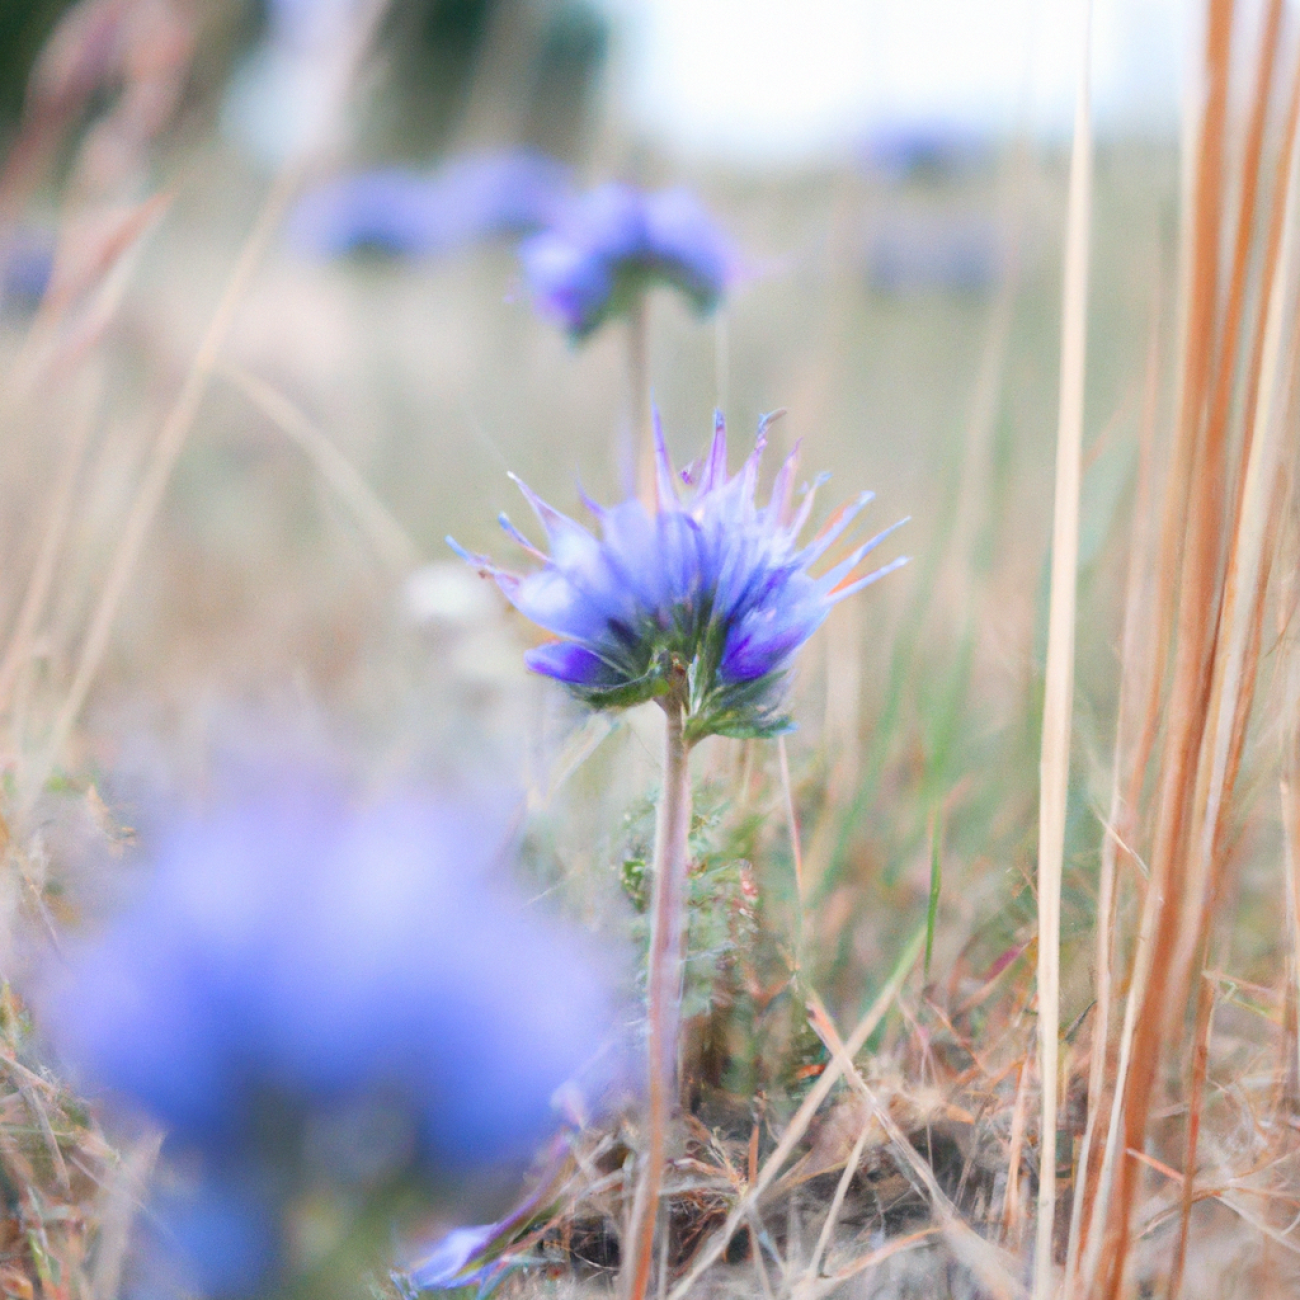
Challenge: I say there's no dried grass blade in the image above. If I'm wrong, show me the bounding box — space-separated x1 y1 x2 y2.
0 378 98 715
1095 6 1237 1291
18 1 392 810
1034 1 1093 1292
1168 52 1300 1289
19 165 301 809
803 1117 873 1284
665 924 925 1300
806 995 1025 1300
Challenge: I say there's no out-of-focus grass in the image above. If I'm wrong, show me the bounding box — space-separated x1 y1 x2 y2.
2 138 1179 1291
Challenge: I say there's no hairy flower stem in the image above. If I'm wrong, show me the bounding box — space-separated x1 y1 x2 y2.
624 690 693 1300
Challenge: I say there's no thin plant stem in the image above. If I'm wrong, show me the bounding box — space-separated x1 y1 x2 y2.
1035 0 1092 1292
804 1119 872 1284
714 309 729 414
1282 511 1300 1099
628 298 653 508
1168 79 1300 1290
623 690 693 1300
778 735 805 956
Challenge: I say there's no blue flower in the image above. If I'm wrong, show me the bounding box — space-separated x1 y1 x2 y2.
286 150 571 258
519 183 737 339
1 228 53 314
47 780 620 1297
451 413 907 742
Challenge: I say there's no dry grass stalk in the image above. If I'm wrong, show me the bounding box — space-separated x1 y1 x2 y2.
20 163 302 810
1283 668 1300 1101
1166 7 1299 1290
1165 0 1299 1039
217 361 423 574
1088 6 1237 1293
799 1117 873 1288
1072 7 1300 1295
1033 0 1093 1294
0 377 99 715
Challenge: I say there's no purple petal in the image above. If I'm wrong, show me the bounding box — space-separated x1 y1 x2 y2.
652 408 679 512
817 516 910 590
698 410 729 494
524 641 611 686
721 608 826 682
642 188 735 305
519 230 613 336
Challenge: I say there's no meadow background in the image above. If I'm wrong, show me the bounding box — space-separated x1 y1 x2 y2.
1 1 1296 1297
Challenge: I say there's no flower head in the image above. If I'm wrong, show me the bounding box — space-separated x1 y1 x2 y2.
47 780 619 1296
286 150 571 258
519 182 737 340
451 413 906 742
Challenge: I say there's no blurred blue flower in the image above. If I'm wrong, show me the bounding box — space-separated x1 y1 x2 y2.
1 229 54 313
519 182 738 339
451 413 907 741
286 150 571 258
48 781 619 1297
860 122 991 183
866 212 1002 295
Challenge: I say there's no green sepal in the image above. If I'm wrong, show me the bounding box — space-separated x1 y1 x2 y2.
571 665 670 711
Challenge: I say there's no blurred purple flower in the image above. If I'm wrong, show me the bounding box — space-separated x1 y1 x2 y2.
519 182 738 340
48 781 619 1296
286 150 572 258
451 413 907 741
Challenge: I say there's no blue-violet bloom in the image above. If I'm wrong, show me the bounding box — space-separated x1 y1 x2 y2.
451 413 907 742
287 150 571 258
47 782 619 1297
519 182 737 340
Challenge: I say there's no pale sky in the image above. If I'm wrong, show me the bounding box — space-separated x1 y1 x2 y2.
596 0 1194 164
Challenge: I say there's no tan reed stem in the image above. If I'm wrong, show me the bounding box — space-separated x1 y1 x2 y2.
1063 290 1163 1296
1169 64 1300 1288
1034 1 1092 1293
1096 7 1236 1293
1166 0 1293 1023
